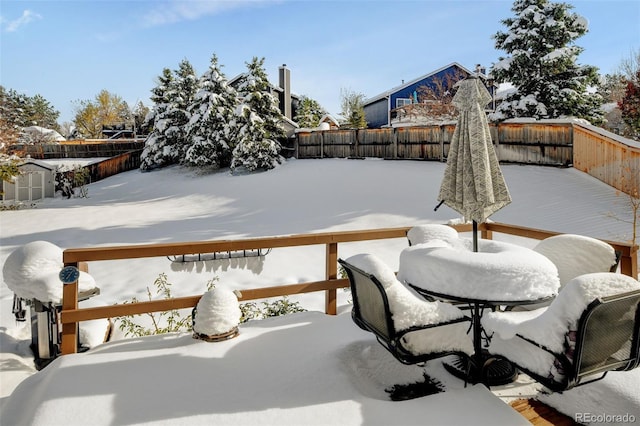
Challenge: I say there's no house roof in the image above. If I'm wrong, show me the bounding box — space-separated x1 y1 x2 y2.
364 62 474 106
22 126 66 142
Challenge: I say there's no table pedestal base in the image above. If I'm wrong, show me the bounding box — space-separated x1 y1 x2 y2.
443 354 518 386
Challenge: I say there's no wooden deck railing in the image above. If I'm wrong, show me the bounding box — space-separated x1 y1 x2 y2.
60 222 638 355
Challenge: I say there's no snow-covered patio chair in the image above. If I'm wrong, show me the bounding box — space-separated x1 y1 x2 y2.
406 224 462 247
339 254 473 365
533 234 620 288
511 234 621 311
483 272 640 392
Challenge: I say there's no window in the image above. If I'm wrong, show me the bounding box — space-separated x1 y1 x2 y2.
396 98 412 108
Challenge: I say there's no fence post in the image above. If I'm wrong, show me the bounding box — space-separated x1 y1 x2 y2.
325 242 338 315
440 125 446 161
393 128 398 159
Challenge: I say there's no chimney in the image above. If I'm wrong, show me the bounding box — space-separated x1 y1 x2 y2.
279 64 292 120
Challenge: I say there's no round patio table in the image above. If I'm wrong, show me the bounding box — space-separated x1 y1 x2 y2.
407 286 554 386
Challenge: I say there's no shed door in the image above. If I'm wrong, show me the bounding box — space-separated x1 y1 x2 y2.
16 171 45 201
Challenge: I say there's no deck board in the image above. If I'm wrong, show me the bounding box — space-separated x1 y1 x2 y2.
511 399 578 425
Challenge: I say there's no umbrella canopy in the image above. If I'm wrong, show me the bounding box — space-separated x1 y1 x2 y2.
438 77 511 226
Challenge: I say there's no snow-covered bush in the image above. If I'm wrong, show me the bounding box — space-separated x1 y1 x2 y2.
54 164 90 198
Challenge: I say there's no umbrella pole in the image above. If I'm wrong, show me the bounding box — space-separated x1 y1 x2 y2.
473 220 478 252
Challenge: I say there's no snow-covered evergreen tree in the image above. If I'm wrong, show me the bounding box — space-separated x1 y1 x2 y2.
164 59 198 162
183 54 239 168
490 0 603 124
232 106 283 171
140 68 175 171
231 57 285 172
293 96 327 128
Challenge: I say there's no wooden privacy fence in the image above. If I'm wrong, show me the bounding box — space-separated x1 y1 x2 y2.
59 222 638 355
296 121 639 196
14 140 144 159
572 124 640 196
84 149 143 183
296 122 574 166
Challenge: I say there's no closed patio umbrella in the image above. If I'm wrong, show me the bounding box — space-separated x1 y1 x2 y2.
436 76 511 251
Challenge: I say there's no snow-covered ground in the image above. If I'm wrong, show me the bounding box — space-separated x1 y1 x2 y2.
1 158 638 425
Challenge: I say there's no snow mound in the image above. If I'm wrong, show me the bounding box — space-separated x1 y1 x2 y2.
3 241 98 303
193 287 241 336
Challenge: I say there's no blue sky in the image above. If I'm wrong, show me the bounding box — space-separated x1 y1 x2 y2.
1 0 638 124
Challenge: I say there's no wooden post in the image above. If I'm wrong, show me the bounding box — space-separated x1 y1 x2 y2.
440 125 445 162
60 262 80 355
325 242 338 315
620 245 639 279
393 127 398 159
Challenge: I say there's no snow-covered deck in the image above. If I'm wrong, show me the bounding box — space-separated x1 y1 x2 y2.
2 309 638 425
0 310 529 425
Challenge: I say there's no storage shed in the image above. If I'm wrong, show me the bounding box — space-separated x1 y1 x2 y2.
2 160 56 202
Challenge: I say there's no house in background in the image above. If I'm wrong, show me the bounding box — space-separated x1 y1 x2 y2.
101 124 136 139
230 64 300 137
364 63 488 128
1 159 55 202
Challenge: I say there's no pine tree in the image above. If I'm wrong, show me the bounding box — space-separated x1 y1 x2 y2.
293 96 327 128
232 106 283 172
490 0 603 124
140 68 175 170
0 87 25 147
183 54 239 168
618 69 640 139
164 59 198 162
25 94 60 130
0 87 61 147
140 60 198 171
231 57 285 172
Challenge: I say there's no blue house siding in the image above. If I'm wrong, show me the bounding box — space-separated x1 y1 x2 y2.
364 63 474 128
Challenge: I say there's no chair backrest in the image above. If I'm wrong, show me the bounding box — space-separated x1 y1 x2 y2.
572 289 640 388
533 234 619 287
339 256 472 365
338 258 395 342
406 224 459 247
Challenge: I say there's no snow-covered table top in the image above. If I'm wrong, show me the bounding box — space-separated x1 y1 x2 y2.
397 238 560 303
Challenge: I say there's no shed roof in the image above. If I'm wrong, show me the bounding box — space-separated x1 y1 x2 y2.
18 159 55 171
319 114 340 126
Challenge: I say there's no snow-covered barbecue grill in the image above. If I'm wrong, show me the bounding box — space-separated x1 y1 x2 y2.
4 241 101 369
